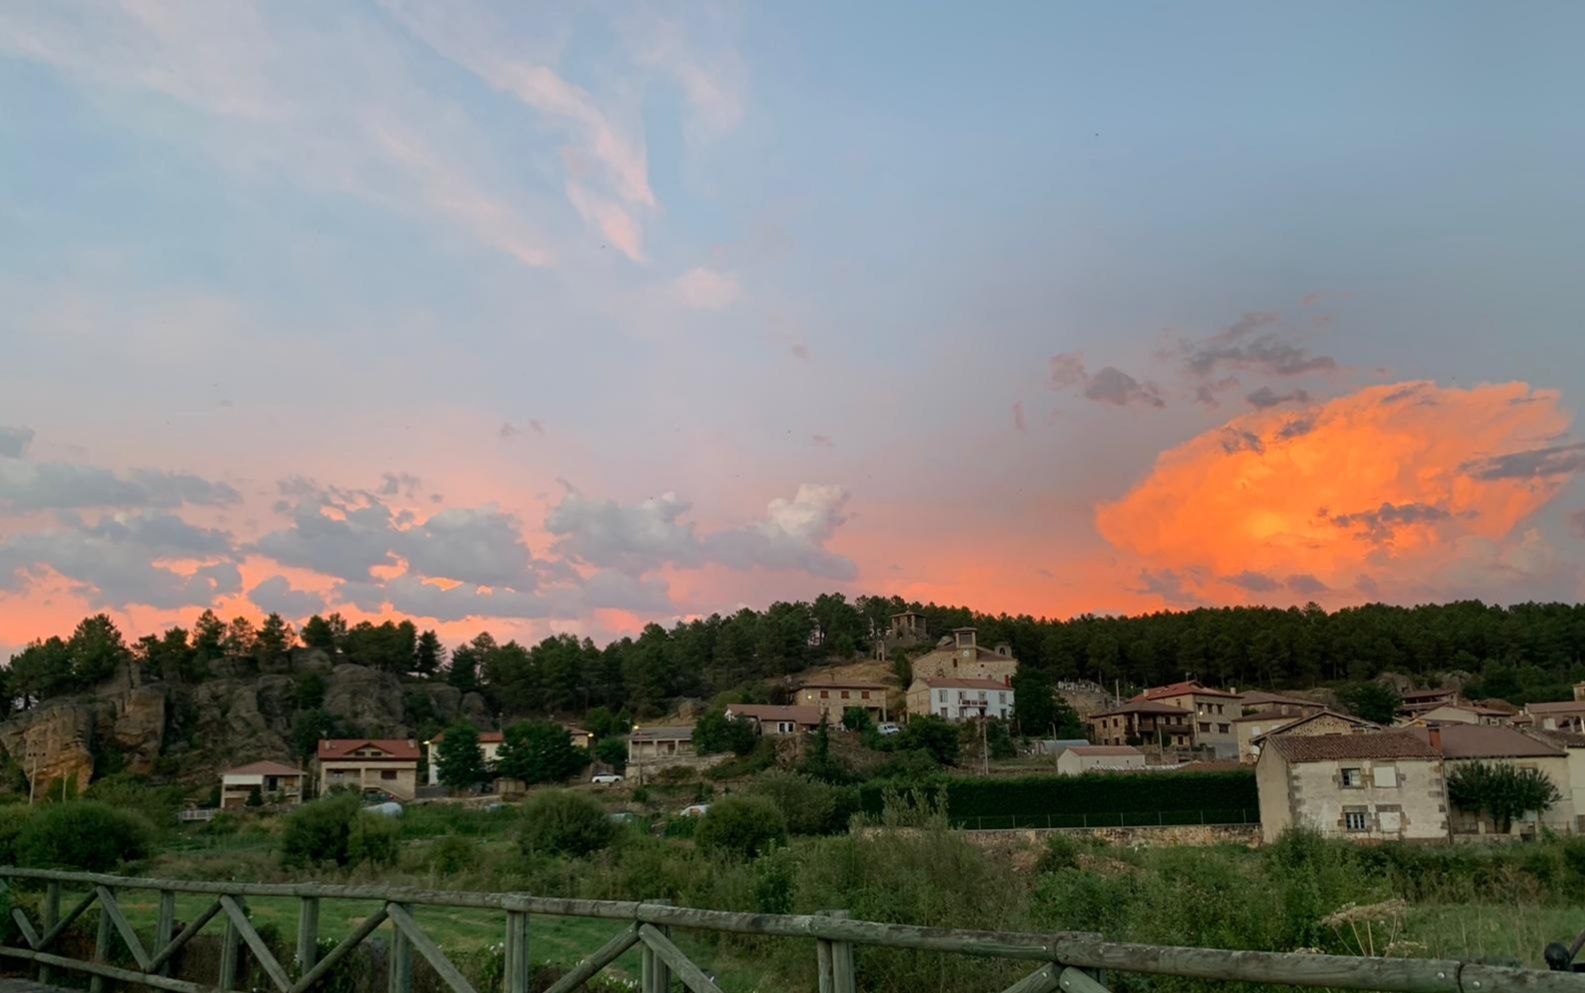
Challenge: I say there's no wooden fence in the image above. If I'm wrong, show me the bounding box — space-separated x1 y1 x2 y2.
0 867 1582 993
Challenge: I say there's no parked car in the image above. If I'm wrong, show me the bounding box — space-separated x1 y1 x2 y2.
608 811 639 824
591 773 624 785
876 722 902 736
679 803 711 817
365 801 403 817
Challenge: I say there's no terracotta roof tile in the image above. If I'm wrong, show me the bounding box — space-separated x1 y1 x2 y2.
1265 731 1440 762
223 761 307 776
1407 724 1563 759
315 739 420 761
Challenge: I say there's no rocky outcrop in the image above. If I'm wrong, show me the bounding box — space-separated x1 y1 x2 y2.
106 686 167 776
0 702 95 795
324 664 409 737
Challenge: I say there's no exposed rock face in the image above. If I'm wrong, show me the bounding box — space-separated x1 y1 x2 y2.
0 702 95 795
324 664 408 737
107 686 167 776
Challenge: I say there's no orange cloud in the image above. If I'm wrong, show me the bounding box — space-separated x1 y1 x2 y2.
1096 381 1576 599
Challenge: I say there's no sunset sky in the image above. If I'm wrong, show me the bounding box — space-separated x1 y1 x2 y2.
3 2 1584 657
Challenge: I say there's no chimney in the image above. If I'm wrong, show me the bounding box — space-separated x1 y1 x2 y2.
1427 725 1442 752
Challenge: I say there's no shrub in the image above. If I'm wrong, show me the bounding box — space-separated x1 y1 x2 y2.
428 835 481 875
496 721 591 785
595 737 628 771
899 715 959 765
281 795 398 868
693 709 757 756
519 789 614 857
0 805 35 864
747 770 856 835
695 795 787 858
16 801 152 871
84 773 185 831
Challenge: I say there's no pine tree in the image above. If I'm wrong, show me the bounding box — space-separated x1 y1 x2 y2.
255 613 295 666
434 723 487 790
414 630 445 677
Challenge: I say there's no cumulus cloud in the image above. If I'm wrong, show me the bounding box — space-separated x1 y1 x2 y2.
1049 354 1164 408
401 507 534 586
255 501 401 580
1180 311 1336 378
0 426 34 459
0 512 239 609
1097 381 1575 603
0 459 241 512
249 576 327 618
332 569 671 622
1226 570 1280 592
547 484 856 579
378 472 423 498
672 267 740 310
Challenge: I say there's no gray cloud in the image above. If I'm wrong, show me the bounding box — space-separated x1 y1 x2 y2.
378 472 423 498
1132 568 1202 606
401 506 534 585
255 501 400 580
1050 353 1165 408
0 512 239 609
1276 416 1316 440
0 459 240 512
0 426 34 459
1226 570 1279 593
1246 386 1310 409
1182 311 1336 378
1285 574 1329 597
1461 442 1585 481
1326 502 1451 543
547 484 857 580
249 576 327 618
332 568 671 623
1220 428 1264 455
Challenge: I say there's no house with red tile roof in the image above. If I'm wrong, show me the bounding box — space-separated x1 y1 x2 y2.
1130 680 1242 758
220 760 307 809
314 738 420 800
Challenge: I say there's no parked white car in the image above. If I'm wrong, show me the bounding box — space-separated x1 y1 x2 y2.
876 722 902 736
591 773 624 785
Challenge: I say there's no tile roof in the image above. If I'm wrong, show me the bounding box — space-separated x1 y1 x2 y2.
799 679 891 690
1523 728 1585 749
316 739 420 761
1132 680 1241 702
724 704 823 724
1407 724 1564 759
223 761 307 776
1525 700 1585 715
1064 745 1142 757
1239 691 1325 708
918 677 1012 690
1401 688 1459 701
1265 731 1441 762
1249 710 1376 743
1090 700 1192 718
630 726 693 742
427 729 504 744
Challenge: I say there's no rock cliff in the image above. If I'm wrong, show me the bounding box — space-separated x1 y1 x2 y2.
0 650 485 796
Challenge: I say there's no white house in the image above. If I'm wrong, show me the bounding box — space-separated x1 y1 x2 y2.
905 676 1014 721
1056 745 1146 775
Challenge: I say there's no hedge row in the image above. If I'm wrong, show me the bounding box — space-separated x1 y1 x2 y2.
858 770 1258 820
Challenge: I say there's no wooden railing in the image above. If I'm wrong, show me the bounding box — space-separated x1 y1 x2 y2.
1 867 1582 993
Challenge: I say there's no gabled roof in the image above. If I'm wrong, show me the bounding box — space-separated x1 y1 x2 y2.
1090 700 1192 719
1407 724 1564 759
799 679 891 690
1132 680 1241 702
630 726 693 742
1401 687 1459 701
1250 710 1376 744
1523 728 1585 749
1063 745 1142 757
917 677 1011 690
1265 731 1441 762
1239 691 1325 709
1525 700 1585 715
316 739 420 761
724 704 823 725
224 761 306 777
428 729 504 745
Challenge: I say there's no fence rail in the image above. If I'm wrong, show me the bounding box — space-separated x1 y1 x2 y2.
955 809 1257 830
0 867 1580 993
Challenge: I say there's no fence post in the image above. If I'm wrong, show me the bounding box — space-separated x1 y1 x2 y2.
824 910 855 993
297 896 320 977
641 899 670 993
505 910 531 993
90 893 113 993
156 890 177 977
38 880 60 985
388 902 413 993
219 895 243 992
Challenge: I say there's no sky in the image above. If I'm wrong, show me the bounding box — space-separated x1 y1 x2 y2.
2 1 1585 657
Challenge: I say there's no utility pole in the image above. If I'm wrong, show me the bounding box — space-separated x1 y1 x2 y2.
980 719 989 775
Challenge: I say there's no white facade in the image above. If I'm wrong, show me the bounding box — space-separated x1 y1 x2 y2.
906 677 1013 721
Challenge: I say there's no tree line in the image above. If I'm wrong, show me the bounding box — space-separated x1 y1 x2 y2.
6 596 1585 721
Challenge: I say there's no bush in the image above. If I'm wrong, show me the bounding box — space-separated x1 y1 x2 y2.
16 801 152 871
899 715 959 765
595 737 628 771
84 774 185 830
281 795 398 868
695 795 787 858
519 789 614 857
747 770 856 835
693 709 757 756
859 770 1259 825
0 805 34 864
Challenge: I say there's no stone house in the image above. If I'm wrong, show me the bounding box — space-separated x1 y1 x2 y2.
888 610 928 642
723 703 823 735
1255 731 1448 844
1408 704 1513 727
1407 724 1575 836
1239 691 1326 717
908 628 1018 685
1130 681 1242 759
905 676 1014 722
314 739 420 800
795 681 890 722
1242 709 1379 764
1523 699 1585 733
1056 745 1146 775
1088 701 1193 750
220 761 306 809
627 726 715 783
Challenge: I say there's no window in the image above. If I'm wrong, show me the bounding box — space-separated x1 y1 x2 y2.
1341 768 1364 788
861 691 871 699
841 690 850 699
380 770 397 781
1373 766 1399 788
1217 723 1230 734
1198 722 1211 733
1378 809 1402 833
999 692 1007 704
1344 810 1369 832
820 691 829 699
939 708 948 718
